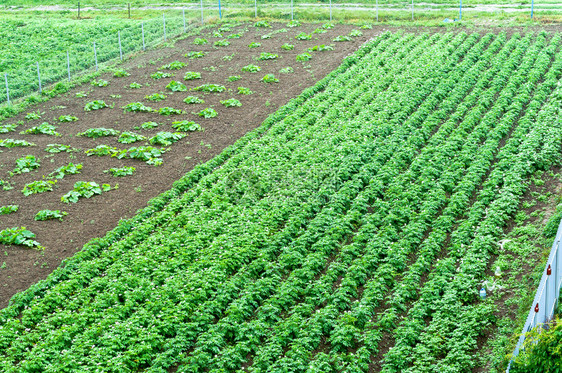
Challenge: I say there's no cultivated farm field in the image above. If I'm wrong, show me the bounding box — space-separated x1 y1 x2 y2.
1 19 562 373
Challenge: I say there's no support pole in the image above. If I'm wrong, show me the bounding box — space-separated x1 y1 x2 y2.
201 0 204 24
94 41 98 71
411 0 414 20
291 0 294 20
163 14 166 41
67 50 71 81
183 8 186 32
531 0 534 19
36 62 42 94
4 73 10 105
118 31 123 60
376 0 379 22
218 0 222 19
459 0 462 20
141 22 146 51
255 0 257 18
330 0 332 21
128 3 131 18
77 1 80 19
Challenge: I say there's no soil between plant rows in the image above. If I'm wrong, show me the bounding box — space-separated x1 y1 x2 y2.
0 22 387 308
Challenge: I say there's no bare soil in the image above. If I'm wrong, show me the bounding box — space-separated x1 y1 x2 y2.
0 22 380 308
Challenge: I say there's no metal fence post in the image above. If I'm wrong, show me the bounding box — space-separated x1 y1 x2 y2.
558 240 562 297
201 0 204 24
291 0 294 20
255 0 257 17
218 0 222 19
4 73 10 105
36 62 42 94
163 14 167 41
329 0 332 21
94 41 98 71
67 50 71 81
118 31 123 61
459 0 462 21
376 0 379 22
183 8 186 32
531 0 534 19
141 22 146 51
411 0 414 20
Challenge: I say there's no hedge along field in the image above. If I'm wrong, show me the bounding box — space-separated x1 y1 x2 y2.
0 12 188 104
1 30 562 372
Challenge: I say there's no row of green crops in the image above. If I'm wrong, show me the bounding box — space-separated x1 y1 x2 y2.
0 12 193 105
1 30 562 371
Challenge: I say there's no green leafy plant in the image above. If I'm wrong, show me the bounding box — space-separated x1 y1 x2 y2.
237 87 253 95
193 84 226 93
227 75 241 82
85 145 122 157
312 28 327 34
193 38 208 45
256 52 278 61
44 144 77 153
281 43 294 50
166 80 188 92
12 155 40 174
214 39 230 47
59 115 78 122
25 111 42 120
0 180 13 190
0 139 34 148
261 74 279 83
295 32 312 40
172 120 201 132
124 146 165 165
184 96 205 104
227 33 242 39
220 98 242 108
157 107 184 115
280 67 294 74
248 42 261 48
118 131 146 144
21 122 60 136
184 71 201 81
0 124 17 133
105 166 135 177
212 31 223 38
308 44 334 52
84 100 108 111
185 51 205 59
129 82 142 89
254 20 271 28
35 210 67 221
223 54 235 61
287 20 300 27
296 53 312 62
113 69 130 77
0 205 18 215
322 22 334 29
139 121 159 129
241 64 261 73
349 29 363 37
61 181 106 203
90 79 108 87
123 102 153 113
198 108 218 118
49 163 82 179
0 227 42 249
161 61 186 70
76 91 88 97
144 93 167 102
150 71 174 80
77 128 119 139
149 132 186 146
334 35 352 42
21 179 56 196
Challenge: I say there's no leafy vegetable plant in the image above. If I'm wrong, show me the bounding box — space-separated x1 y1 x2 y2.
193 84 226 93
105 166 135 177
149 132 186 146
59 115 78 122
198 108 218 118
184 96 205 104
21 123 60 136
261 74 279 83
0 227 42 249
49 163 82 179
220 98 242 108
35 210 67 221
145 93 167 102
184 71 201 81
12 155 40 174
172 120 201 132
157 107 183 115
161 61 186 70
21 180 56 196
241 64 261 73
237 87 253 95
165 80 188 92
61 181 109 203
118 131 146 144
84 100 108 111
123 102 153 113
77 128 119 138
0 205 18 215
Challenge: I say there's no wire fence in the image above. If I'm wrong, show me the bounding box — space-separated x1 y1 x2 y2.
506 217 562 371
1 0 551 107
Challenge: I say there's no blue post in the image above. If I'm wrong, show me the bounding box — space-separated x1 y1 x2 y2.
459 0 462 20
218 0 222 19
531 0 534 19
